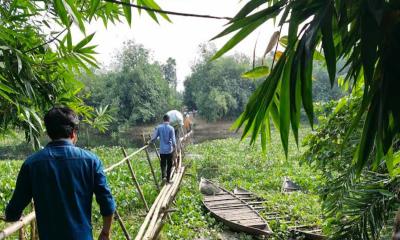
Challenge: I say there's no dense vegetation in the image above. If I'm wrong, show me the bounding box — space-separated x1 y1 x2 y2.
0 128 322 240
0 0 169 146
2 0 400 238
81 41 181 130
213 0 400 184
303 90 400 239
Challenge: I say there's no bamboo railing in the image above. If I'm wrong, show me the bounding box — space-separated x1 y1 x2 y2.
0 131 193 240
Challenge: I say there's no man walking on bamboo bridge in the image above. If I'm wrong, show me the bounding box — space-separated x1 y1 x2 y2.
5 107 116 240
149 114 177 184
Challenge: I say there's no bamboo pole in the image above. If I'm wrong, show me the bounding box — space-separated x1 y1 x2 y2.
0 212 36 240
141 181 175 239
144 167 185 239
121 148 150 211
142 134 160 191
134 182 171 240
105 145 148 173
114 210 131 240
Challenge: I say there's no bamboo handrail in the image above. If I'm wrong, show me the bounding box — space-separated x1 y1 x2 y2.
0 212 35 240
104 145 148 173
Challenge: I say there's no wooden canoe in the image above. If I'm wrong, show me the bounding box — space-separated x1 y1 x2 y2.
234 187 326 240
200 179 273 236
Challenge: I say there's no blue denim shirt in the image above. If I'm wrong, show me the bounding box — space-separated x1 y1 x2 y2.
151 123 176 154
5 140 116 240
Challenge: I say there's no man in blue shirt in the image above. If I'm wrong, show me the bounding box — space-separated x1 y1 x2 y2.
5 107 116 240
150 114 176 184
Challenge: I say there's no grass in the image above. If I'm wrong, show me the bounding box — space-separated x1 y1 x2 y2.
0 127 323 239
163 127 323 239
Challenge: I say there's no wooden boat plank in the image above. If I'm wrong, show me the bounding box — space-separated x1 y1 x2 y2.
218 211 259 216
209 203 251 209
232 220 266 226
204 197 237 202
207 202 245 207
226 215 264 221
213 209 256 215
204 194 232 198
206 199 242 205
237 197 257 200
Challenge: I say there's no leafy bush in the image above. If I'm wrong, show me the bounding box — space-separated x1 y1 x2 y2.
303 94 400 239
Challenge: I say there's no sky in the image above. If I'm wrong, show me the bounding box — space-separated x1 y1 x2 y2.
77 0 277 91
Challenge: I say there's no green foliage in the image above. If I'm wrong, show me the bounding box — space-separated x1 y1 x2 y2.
164 128 323 239
184 44 256 121
0 0 167 147
303 94 400 239
213 0 400 175
0 128 323 239
162 58 178 90
81 41 180 128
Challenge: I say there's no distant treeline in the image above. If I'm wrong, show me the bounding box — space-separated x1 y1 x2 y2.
184 44 345 122
81 42 345 128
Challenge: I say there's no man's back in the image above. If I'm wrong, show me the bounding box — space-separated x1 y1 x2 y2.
6 140 115 240
154 123 176 154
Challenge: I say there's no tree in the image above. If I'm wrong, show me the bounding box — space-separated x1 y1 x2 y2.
0 0 168 146
162 57 178 90
184 44 256 121
82 41 177 128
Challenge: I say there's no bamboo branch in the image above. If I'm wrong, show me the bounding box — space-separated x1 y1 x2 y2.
104 0 232 20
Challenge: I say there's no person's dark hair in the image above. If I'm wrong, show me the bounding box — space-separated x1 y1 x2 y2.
163 114 170 122
44 107 79 140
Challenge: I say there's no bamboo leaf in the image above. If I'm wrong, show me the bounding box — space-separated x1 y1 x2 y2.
360 7 379 85
141 0 171 22
64 0 85 32
54 0 69 26
241 66 270 79
89 0 101 18
74 33 95 51
321 3 336 87
263 31 280 60
279 36 288 47
122 0 132 26
355 99 378 174
231 0 266 22
279 53 293 158
212 17 266 60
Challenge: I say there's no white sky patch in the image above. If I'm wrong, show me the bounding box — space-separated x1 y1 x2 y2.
72 0 278 91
